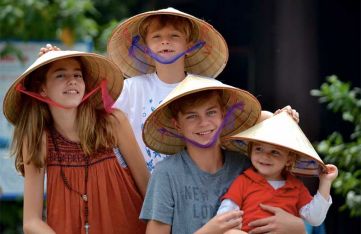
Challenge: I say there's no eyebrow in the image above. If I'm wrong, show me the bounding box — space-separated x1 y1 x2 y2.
52 68 82 73
183 105 218 115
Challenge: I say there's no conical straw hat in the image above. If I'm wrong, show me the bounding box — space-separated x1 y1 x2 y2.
142 75 261 155
3 50 123 125
107 7 228 78
223 111 326 176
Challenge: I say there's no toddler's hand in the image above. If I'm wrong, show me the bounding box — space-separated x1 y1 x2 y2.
320 164 338 182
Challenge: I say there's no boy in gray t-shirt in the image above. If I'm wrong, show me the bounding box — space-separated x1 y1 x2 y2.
141 149 250 233
140 75 307 234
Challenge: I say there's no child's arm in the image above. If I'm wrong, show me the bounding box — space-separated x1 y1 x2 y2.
112 110 150 196
319 164 338 200
299 164 338 226
23 136 55 234
217 199 241 215
299 191 331 226
146 220 171 234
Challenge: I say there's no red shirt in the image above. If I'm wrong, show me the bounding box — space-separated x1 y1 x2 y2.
222 168 312 232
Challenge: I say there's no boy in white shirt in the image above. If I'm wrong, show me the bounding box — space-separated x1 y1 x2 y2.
107 8 229 171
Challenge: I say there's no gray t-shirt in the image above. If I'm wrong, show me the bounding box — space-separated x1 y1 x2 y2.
140 150 251 234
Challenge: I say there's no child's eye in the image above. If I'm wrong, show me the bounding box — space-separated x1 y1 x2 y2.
55 73 65 78
172 34 180 38
186 114 197 120
254 147 263 152
207 110 217 116
271 150 281 156
74 73 83 79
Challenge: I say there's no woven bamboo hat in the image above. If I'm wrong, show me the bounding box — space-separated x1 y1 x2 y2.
142 75 261 155
223 111 327 176
107 7 228 78
3 50 123 125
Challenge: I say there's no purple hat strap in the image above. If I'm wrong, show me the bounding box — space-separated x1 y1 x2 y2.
128 35 206 64
158 102 244 149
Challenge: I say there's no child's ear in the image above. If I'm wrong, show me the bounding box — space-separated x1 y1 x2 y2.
221 107 226 118
286 154 295 167
39 84 48 97
172 118 182 132
40 89 47 97
185 42 193 56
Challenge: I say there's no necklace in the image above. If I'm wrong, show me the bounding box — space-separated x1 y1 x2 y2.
51 130 90 234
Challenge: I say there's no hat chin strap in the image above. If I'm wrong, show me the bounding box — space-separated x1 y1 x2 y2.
158 102 244 149
16 79 114 113
128 35 206 65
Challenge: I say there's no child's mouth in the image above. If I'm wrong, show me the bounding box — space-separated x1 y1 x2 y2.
63 89 79 94
196 130 214 136
159 49 175 54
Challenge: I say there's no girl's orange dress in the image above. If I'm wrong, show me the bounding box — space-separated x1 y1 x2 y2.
45 129 146 234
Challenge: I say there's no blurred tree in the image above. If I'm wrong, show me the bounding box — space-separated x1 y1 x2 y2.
0 0 98 45
311 75 361 217
91 0 149 52
0 0 146 56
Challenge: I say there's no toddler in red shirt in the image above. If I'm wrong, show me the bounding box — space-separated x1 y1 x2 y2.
218 112 338 233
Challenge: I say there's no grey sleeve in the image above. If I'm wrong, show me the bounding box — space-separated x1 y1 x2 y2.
140 165 175 225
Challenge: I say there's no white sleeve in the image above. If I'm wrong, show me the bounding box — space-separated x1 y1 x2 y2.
217 199 240 215
112 79 130 114
300 191 332 226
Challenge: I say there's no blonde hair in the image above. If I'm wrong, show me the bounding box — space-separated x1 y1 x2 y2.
11 59 118 176
139 15 197 43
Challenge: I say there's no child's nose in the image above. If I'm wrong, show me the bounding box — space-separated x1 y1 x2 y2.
161 39 170 45
67 75 77 84
198 116 210 126
260 152 271 159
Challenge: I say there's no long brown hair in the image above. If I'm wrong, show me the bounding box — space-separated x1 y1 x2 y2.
11 58 117 176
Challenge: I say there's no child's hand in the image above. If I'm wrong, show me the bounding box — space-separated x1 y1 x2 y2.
320 164 338 182
274 105 300 123
318 164 338 200
249 204 305 234
38 44 60 57
194 210 243 234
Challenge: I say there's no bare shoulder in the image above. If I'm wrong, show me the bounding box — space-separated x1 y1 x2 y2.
109 109 129 127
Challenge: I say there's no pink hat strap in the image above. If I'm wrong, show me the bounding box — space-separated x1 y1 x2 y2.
16 79 114 113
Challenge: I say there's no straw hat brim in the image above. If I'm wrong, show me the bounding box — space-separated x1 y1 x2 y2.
107 7 228 78
223 112 327 176
142 75 261 155
3 50 123 125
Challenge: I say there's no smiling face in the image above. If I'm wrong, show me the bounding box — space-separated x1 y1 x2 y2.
41 58 85 109
144 21 190 61
250 142 292 180
172 92 224 147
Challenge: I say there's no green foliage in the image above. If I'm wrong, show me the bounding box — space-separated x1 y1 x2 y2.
311 75 361 217
0 0 98 41
0 0 144 55
0 199 23 234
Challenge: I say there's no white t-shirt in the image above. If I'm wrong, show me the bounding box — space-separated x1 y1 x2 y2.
113 72 179 172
